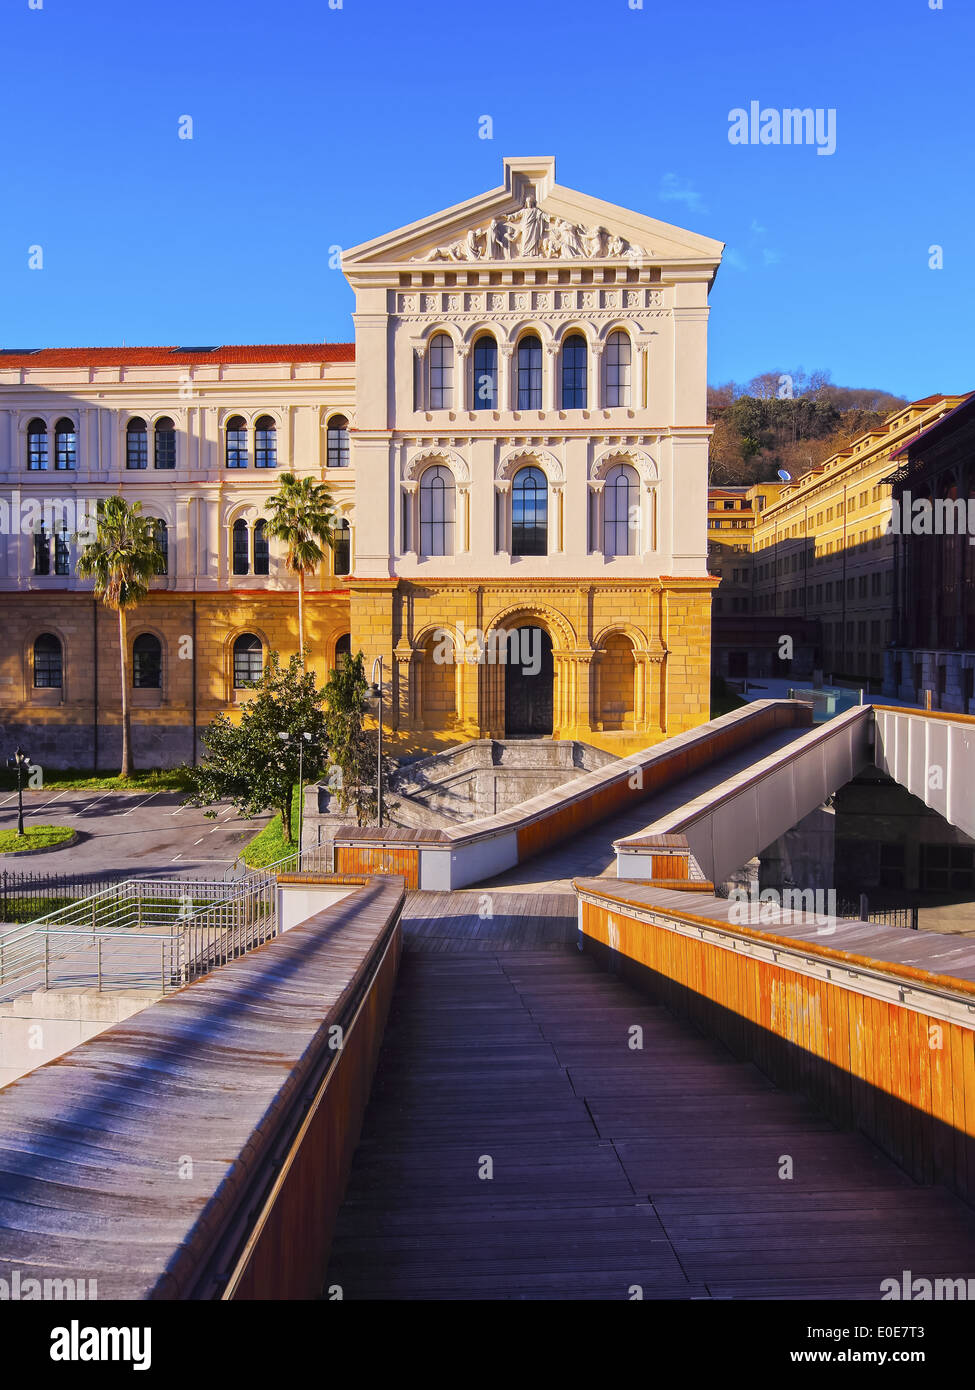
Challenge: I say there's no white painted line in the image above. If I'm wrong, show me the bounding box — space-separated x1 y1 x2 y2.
116 791 161 818
0 793 17 808
208 828 219 834
194 838 204 845
171 854 182 862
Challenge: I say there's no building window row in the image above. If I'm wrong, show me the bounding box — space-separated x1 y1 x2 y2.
33 520 168 578
403 461 645 559
31 630 353 694
424 329 633 412
23 414 356 472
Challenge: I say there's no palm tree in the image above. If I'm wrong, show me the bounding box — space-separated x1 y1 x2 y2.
264 473 337 666
76 497 166 777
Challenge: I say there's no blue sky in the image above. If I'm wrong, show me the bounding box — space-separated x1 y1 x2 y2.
1 0 971 400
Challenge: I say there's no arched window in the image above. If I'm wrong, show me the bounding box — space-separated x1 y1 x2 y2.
132 633 162 689
233 633 263 689
33 633 62 689
253 519 269 575
154 416 176 469
472 335 498 410
604 463 639 556
333 633 351 670
429 334 454 409
419 465 455 556
511 466 548 556
561 333 588 409
326 415 349 468
255 415 277 469
605 330 631 407
332 518 351 576
27 419 48 471
126 418 148 470
226 415 248 469
517 334 542 410
232 519 249 575
153 519 169 575
54 418 77 471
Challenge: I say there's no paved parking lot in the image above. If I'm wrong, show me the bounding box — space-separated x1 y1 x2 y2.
0 788 270 880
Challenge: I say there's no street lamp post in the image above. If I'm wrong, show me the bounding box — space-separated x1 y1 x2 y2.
6 747 32 839
277 729 311 870
367 656 384 829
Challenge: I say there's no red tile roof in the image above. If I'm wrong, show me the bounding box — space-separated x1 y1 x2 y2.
0 344 355 367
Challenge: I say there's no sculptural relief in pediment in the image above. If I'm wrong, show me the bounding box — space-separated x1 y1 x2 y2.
411 193 649 264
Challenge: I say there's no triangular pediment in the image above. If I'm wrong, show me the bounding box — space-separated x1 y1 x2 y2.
343 156 723 279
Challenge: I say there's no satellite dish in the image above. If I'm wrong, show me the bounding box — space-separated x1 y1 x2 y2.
777 469 792 482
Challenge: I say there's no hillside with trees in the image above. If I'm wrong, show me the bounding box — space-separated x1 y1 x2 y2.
707 370 907 487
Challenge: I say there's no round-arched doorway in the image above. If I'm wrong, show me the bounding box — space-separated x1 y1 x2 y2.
504 626 554 736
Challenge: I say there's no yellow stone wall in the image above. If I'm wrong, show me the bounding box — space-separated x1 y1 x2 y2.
349 576 716 757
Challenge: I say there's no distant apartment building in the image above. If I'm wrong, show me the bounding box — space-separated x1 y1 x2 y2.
884 392 975 712
709 394 969 688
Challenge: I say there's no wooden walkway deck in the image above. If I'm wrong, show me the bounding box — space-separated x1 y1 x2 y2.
327 903 975 1299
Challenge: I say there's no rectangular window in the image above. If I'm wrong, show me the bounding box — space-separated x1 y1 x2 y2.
54 529 70 576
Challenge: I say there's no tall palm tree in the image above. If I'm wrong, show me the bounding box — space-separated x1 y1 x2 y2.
264 473 337 666
76 497 166 777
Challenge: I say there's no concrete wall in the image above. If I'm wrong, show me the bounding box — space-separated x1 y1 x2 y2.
0 987 161 1088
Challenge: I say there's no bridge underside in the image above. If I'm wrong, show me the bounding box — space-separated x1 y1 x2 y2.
326 893 975 1300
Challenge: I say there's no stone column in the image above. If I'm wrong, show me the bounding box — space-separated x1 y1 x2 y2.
545 343 559 412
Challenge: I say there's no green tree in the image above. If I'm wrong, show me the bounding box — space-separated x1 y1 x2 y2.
323 650 394 827
183 651 329 843
75 496 166 777
263 473 337 665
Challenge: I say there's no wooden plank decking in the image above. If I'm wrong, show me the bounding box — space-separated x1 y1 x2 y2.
327 896 975 1300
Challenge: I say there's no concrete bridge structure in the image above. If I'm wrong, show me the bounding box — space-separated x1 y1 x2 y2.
2 700 975 1299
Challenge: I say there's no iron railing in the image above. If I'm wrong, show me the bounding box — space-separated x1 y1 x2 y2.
0 844 332 999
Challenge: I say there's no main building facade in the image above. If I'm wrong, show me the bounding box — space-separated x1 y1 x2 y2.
0 156 723 766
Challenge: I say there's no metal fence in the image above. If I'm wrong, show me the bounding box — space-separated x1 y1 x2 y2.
837 895 919 931
0 844 333 1000
0 869 127 923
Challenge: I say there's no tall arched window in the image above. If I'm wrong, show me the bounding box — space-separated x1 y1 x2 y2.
232 519 249 575
419 465 456 556
255 415 277 469
253 519 269 575
605 330 632 407
54 418 77 471
429 334 454 409
27 419 48 471
472 335 498 410
517 334 542 410
154 416 176 469
233 634 263 689
561 334 588 409
332 518 351 576
33 633 62 689
226 415 248 469
153 519 169 575
326 415 349 468
132 633 162 689
333 633 351 670
511 466 548 556
126 418 148 470
604 463 639 557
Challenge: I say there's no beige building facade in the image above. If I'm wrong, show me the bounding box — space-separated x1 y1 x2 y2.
0 156 723 765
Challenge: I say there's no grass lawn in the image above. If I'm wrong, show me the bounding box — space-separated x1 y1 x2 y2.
0 824 75 854
241 786 302 869
0 767 192 793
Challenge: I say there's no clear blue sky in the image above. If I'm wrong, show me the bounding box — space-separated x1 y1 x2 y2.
1 0 971 400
